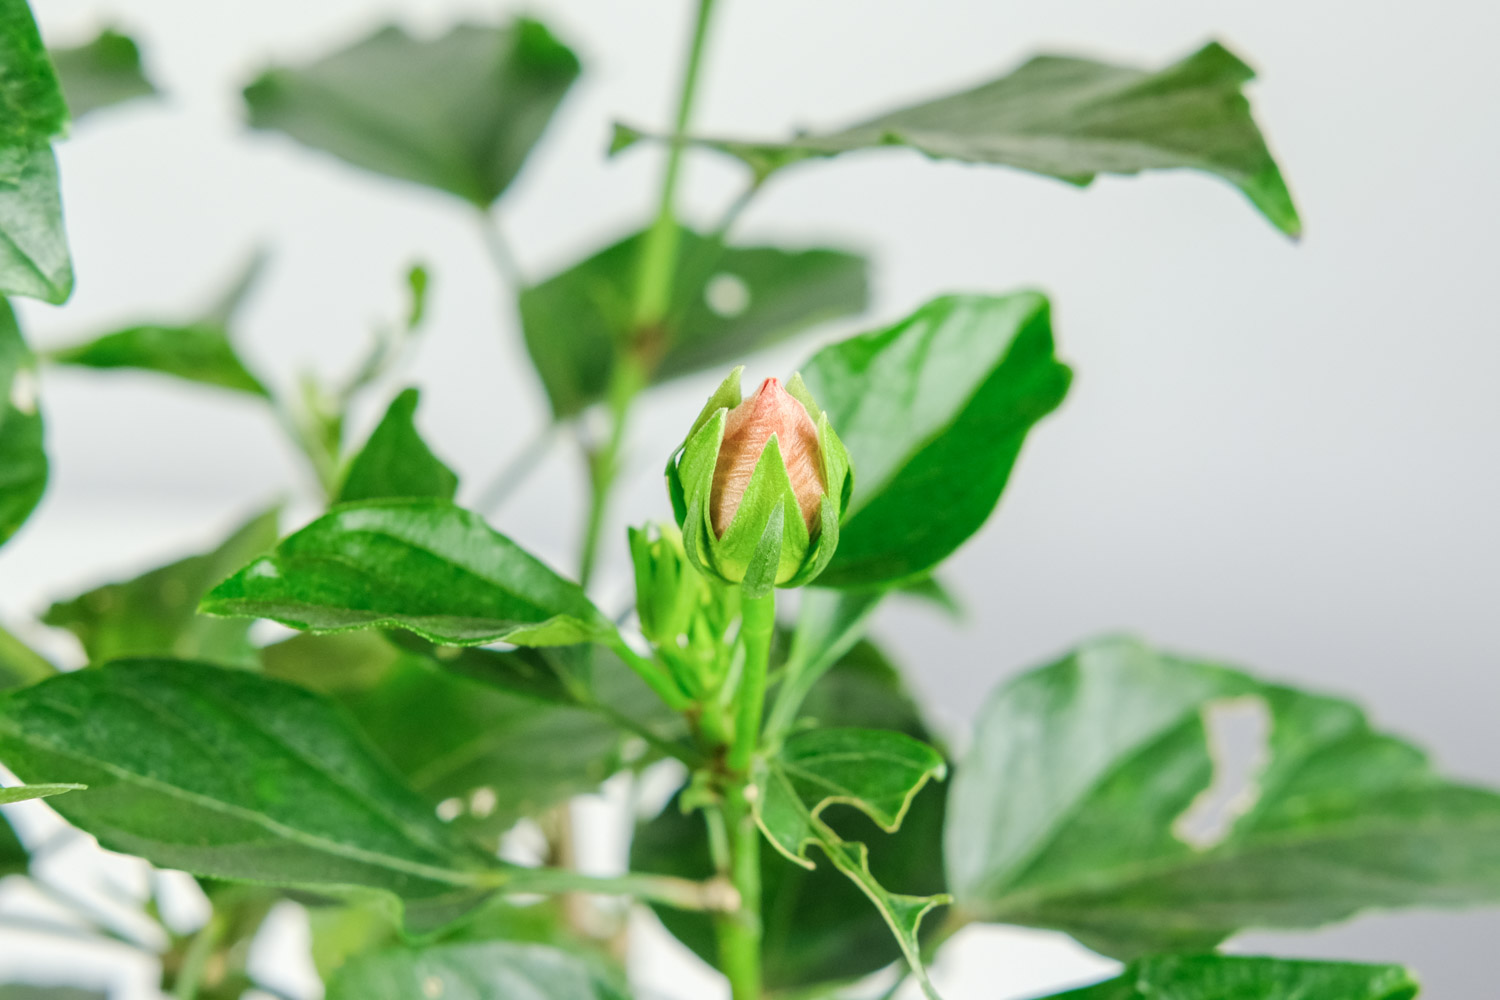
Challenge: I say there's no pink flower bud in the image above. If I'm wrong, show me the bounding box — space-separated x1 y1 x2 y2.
710 377 825 537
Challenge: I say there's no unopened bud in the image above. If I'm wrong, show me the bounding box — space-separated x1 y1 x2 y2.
711 377 825 538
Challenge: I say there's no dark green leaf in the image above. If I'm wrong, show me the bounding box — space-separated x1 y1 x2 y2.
802 293 1070 587
948 635 1500 956
0 147 71 303
337 388 458 504
243 19 580 206
0 0 67 182
203 500 614 647
49 29 157 120
325 941 628 1000
0 811 26 876
0 299 46 546
43 507 279 666
621 42 1298 237
1043 955 1417 1000
520 226 867 418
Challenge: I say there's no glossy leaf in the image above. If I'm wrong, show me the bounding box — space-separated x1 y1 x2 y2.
49 29 157 120
0 300 46 546
1043 955 1418 1000
948 635 1500 956
48 253 269 396
204 500 612 647
0 782 82 804
325 941 628 1000
43 507 279 666
337 388 458 504
802 293 1070 587
244 19 579 206
618 42 1298 237
520 226 867 418
0 147 71 303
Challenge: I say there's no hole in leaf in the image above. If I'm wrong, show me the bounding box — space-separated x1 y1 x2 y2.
705 273 751 317
1173 695 1271 850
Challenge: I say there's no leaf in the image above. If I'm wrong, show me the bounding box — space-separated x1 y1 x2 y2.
619 41 1298 237
0 811 26 876
0 988 107 1000
49 28 157 121
0 147 71 303
0 782 83 804
0 300 46 547
801 293 1070 587
47 252 269 396
520 226 868 418
203 500 615 648
325 941 629 1000
243 19 580 206
0 0 68 183
0 659 499 930
947 635 1500 957
337 388 459 504
43 507 279 666
1041 955 1418 1000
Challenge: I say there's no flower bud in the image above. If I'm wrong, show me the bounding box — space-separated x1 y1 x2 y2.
665 367 852 596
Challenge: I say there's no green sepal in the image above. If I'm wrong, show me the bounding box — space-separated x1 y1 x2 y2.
783 413 851 588
713 435 810 589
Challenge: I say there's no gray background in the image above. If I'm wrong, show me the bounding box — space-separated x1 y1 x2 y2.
2 0 1497 997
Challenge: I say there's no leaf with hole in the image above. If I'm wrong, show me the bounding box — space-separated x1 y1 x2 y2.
1041 955 1418 1000
324 941 629 1000
947 635 1500 956
243 19 579 206
0 300 46 547
337 388 458 504
49 28 157 121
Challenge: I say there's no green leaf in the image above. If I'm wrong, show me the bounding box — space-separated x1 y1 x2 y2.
325 941 629 1000
0 623 53 690
0 988 107 1000
0 659 500 930
43 507 279 666
0 300 46 547
948 635 1500 957
520 226 868 418
0 782 83 804
0 811 26 876
0 0 68 182
624 42 1298 237
203 500 615 647
49 28 157 121
0 146 71 303
47 253 269 396
802 293 1070 587
337 388 458 504
1042 955 1418 1000
243 19 580 206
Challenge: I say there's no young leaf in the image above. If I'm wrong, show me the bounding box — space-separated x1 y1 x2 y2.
202 499 616 647
947 635 1500 957
520 226 867 418
49 28 157 121
0 300 46 547
47 252 270 396
325 941 629 1000
801 293 1070 587
1041 955 1418 1000
337 388 458 504
618 42 1299 237
243 19 580 206
0 782 83 804
43 507 279 666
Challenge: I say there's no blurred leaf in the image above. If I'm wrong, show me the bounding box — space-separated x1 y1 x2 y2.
43 507 279 666
244 19 579 206
0 811 25 876
48 252 269 396
203 500 615 648
0 300 46 546
325 941 629 1000
0 0 67 183
337 388 458 504
948 635 1500 957
520 226 867 418
49 28 156 120
0 988 107 1000
1042 955 1418 1000
802 293 1070 587
620 41 1298 237
0 623 53 689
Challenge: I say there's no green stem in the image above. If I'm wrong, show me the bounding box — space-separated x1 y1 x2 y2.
729 590 776 773
170 911 226 1000
714 785 763 1000
578 357 644 588
607 634 692 714
0 623 55 688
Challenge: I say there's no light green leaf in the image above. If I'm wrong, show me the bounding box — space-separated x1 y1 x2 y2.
0 146 71 303
0 299 46 547
618 42 1298 237
202 499 615 647
43 507 279 666
0 782 83 804
801 293 1070 587
337 388 458 504
325 941 629 1000
49 28 157 121
0 622 53 690
1042 955 1418 1000
520 226 867 418
0 0 68 182
948 635 1500 957
243 19 579 206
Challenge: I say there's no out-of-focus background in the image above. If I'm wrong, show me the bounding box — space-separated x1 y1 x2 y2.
2 0 1497 997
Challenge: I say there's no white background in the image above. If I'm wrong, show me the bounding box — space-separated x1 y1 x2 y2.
2 0 1498 997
